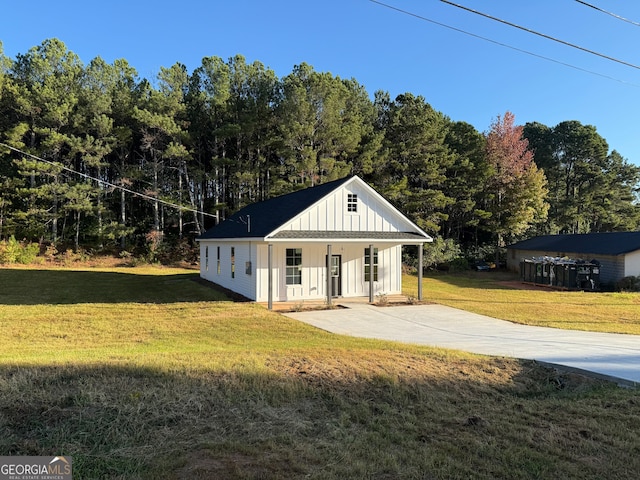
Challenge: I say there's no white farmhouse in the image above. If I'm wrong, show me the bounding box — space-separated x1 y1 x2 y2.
197 175 432 308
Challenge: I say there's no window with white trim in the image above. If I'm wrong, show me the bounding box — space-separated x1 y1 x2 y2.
364 247 378 282
205 246 209 271
217 246 221 274
286 248 302 285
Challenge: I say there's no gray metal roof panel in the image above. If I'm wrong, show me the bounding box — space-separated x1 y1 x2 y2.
507 232 640 256
198 177 353 240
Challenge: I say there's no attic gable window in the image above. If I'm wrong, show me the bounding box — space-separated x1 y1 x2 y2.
347 193 358 213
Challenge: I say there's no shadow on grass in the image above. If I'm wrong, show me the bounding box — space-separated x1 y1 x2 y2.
0 359 627 480
0 269 233 305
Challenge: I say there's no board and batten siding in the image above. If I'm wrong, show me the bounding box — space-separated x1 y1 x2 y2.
200 241 257 300
201 241 402 302
282 182 407 233
254 243 402 302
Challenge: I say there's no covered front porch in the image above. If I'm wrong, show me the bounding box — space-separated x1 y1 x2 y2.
262 236 426 310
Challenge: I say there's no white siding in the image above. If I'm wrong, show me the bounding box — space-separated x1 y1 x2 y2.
281 182 409 233
198 178 429 303
624 250 640 278
253 242 403 302
199 241 257 300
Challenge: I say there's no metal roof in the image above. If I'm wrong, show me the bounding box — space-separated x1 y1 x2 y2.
507 232 640 256
197 177 353 240
197 176 432 243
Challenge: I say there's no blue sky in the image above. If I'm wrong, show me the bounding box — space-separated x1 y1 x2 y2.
3 0 640 165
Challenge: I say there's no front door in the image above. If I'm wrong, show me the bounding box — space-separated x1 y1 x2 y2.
329 254 342 297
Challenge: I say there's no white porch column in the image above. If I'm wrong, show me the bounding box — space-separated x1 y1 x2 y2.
326 244 332 307
369 243 374 303
418 243 423 301
268 243 273 310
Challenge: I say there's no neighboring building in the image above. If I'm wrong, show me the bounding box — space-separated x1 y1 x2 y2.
197 176 432 308
506 232 640 284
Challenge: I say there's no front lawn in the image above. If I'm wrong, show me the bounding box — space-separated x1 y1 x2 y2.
1 265 639 479
404 271 640 334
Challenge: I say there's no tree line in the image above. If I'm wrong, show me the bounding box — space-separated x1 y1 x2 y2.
1 39 638 262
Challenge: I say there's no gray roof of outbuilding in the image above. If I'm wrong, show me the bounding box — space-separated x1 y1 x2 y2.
198 177 354 240
507 232 640 256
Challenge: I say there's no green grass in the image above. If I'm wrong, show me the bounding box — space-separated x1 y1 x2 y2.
404 270 640 334
1 265 639 479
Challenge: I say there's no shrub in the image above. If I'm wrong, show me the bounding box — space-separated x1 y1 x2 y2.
44 244 58 262
16 242 40 264
448 257 470 272
60 248 90 266
0 236 40 264
422 237 463 270
616 276 640 292
375 292 389 305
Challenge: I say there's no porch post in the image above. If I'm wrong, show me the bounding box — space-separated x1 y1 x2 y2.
268 243 273 310
326 244 332 307
369 243 374 303
418 243 423 301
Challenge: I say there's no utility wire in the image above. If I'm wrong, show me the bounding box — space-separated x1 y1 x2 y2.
368 0 640 87
440 0 640 71
0 142 217 219
575 0 640 27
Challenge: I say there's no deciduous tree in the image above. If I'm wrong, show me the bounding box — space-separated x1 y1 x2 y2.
484 112 548 261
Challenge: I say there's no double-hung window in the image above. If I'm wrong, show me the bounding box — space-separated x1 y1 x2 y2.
286 248 302 285
364 247 378 282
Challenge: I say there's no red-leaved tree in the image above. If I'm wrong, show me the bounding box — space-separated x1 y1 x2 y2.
484 112 549 263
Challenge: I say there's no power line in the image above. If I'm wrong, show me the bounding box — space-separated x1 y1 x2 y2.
440 0 640 71
575 0 640 27
0 142 217 219
368 0 640 87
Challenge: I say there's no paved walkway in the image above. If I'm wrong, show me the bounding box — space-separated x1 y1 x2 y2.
283 302 640 387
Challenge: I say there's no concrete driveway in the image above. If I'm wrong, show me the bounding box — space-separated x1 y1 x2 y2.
283 302 640 387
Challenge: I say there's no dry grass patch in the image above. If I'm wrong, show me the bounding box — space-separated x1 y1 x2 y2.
2 354 637 479
1 265 639 479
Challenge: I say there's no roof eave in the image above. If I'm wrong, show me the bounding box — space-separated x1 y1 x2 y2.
265 237 432 243
197 236 268 242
